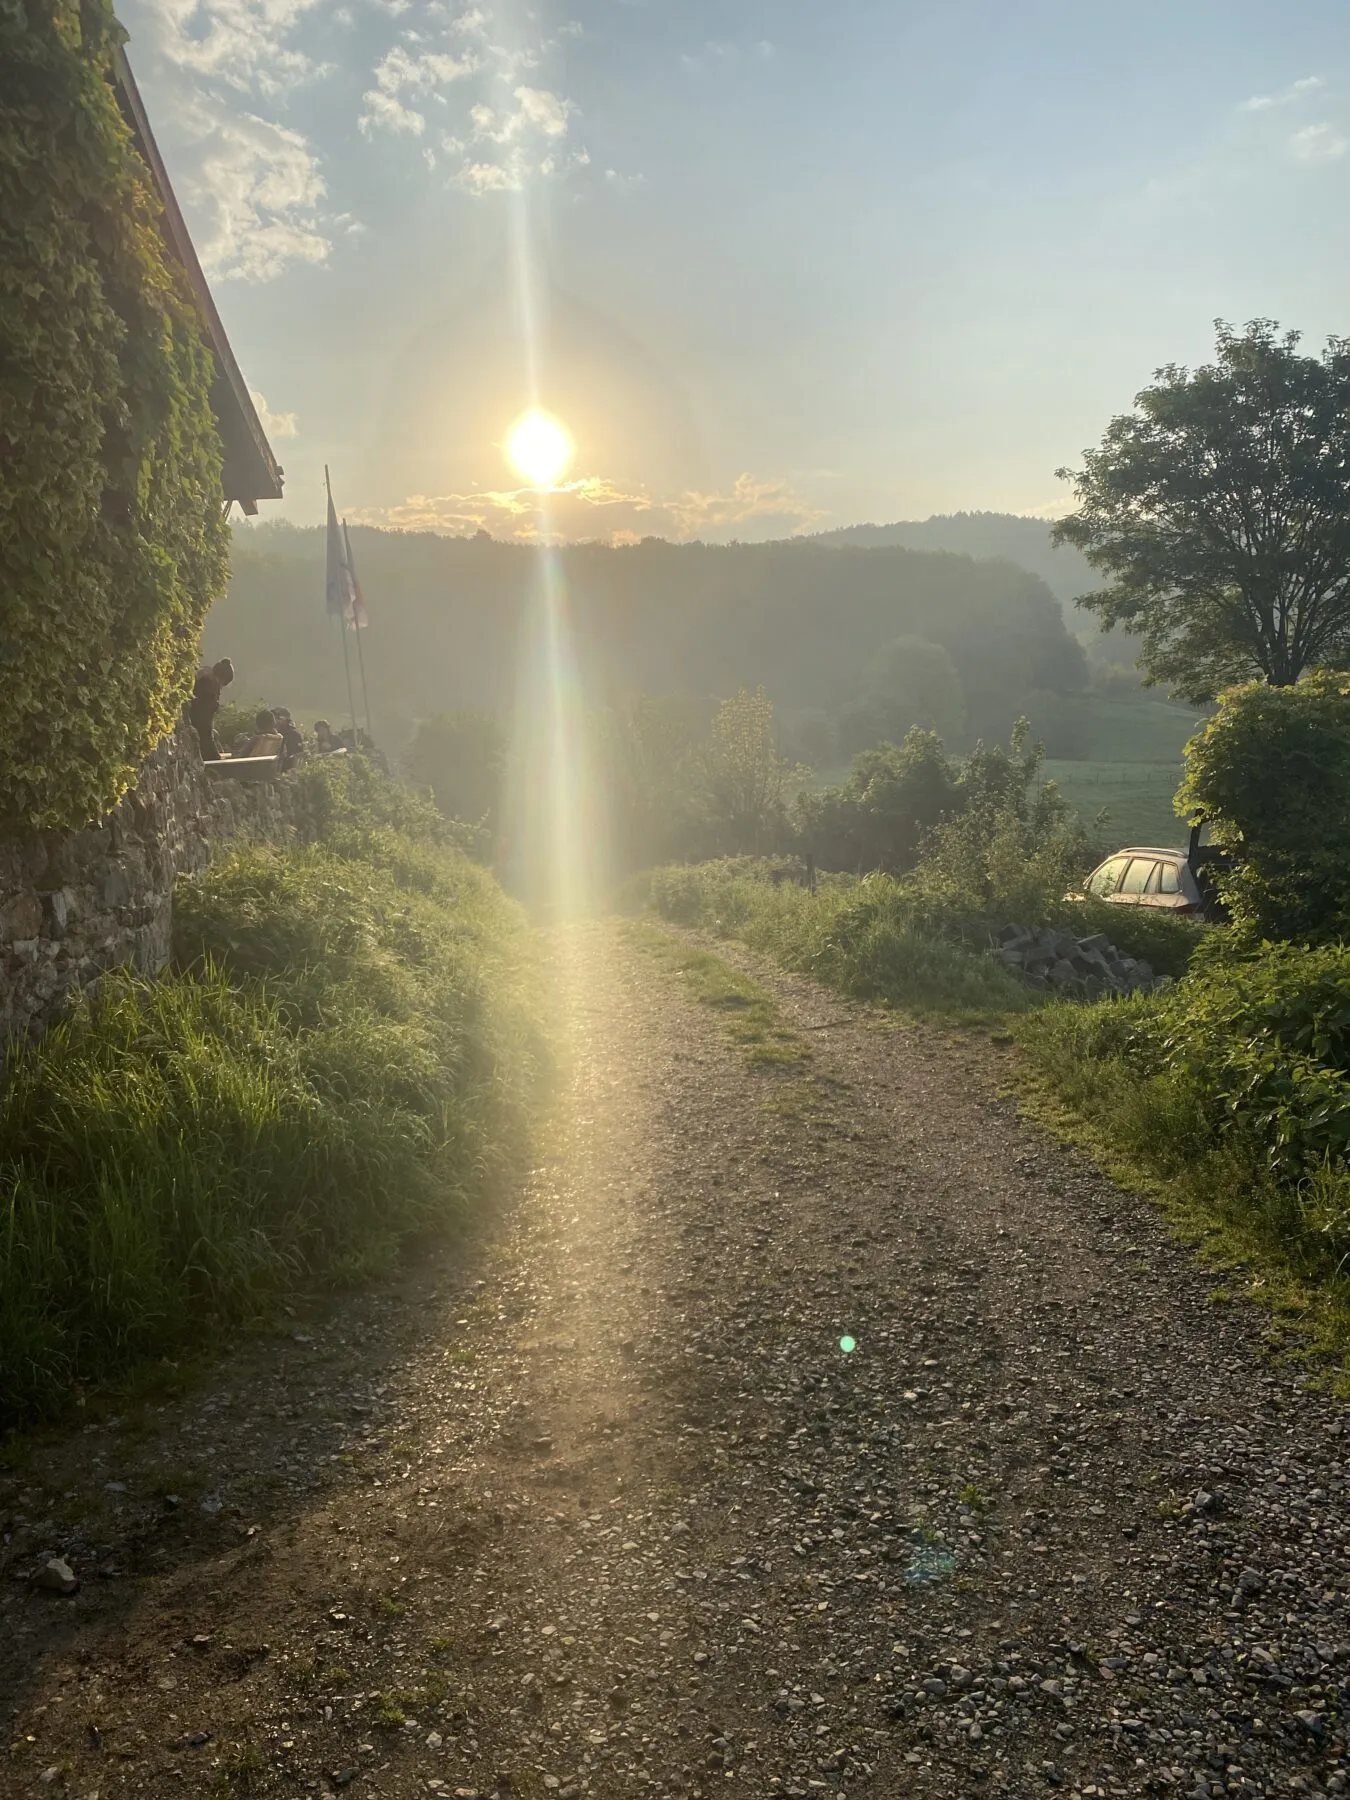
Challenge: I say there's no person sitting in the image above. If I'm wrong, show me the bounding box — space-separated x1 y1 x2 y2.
312 719 335 754
245 709 285 758
272 707 305 764
187 657 234 759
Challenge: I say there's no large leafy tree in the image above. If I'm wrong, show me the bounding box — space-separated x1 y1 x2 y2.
1176 670 1350 943
1054 321 1350 702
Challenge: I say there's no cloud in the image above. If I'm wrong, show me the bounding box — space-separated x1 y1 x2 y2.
363 1 587 191
359 40 479 137
1289 122 1349 162
1240 75 1324 112
141 0 326 95
668 473 827 537
184 107 330 280
249 390 298 438
514 85 572 138
350 470 826 543
132 0 337 279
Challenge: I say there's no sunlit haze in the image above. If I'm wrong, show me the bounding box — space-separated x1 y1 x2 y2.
118 0 1350 542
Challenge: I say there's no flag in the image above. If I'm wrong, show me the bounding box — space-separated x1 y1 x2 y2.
342 520 368 629
325 468 356 618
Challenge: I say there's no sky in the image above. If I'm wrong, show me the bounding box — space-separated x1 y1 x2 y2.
120 0 1350 543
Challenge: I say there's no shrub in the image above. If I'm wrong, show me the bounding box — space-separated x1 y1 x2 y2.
795 730 960 874
1176 671 1350 942
1020 938 1350 1293
0 0 229 829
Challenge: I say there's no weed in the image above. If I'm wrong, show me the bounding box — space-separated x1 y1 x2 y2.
0 832 549 1428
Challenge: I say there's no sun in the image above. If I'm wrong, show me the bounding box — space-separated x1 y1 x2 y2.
504 408 574 488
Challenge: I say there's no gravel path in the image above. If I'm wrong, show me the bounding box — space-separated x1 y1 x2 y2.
4 922 1350 1800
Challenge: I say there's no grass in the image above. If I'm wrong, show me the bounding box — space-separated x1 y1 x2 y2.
622 920 809 1067
1017 964 1350 1371
643 863 1033 1025
1040 760 1186 848
0 827 548 1427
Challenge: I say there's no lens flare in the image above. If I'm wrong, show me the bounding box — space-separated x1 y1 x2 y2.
505 409 574 488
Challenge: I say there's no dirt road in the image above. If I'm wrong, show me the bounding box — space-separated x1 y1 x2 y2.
4 923 1350 1800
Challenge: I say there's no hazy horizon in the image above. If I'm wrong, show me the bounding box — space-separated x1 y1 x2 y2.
121 0 1350 543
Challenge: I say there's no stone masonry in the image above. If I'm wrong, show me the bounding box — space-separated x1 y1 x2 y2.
0 726 317 1044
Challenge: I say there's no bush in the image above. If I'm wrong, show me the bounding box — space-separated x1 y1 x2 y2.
1177 671 1350 942
0 834 545 1424
1020 939 1350 1294
795 730 959 875
0 0 229 829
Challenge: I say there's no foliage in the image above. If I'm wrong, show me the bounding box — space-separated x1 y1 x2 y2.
575 694 703 874
1055 320 1350 700
402 710 507 842
693 687 797 856
0 0 229 829
1176 671 1350 942
0 832 546 1423
794 729 960 874
214 698 267 753
797 720 1089 923
837 635 966 756
1020 939 1350 1303
911 721 1090 921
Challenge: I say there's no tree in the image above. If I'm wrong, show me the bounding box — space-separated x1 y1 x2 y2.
1176 671 1350 942
1054 321 1350 702
794 729 960 874
837 635 966 756
402 711 507 832
697 687 795 855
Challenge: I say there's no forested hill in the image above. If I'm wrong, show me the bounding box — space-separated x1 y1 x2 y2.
209 525 1087 745
809 511 1102 609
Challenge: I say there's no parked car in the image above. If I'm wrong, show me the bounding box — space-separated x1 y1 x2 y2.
1075 833 1227 921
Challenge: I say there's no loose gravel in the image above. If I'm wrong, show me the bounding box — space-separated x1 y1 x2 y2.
3 922 1349 1800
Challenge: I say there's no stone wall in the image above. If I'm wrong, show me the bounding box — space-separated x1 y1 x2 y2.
0 727 314 1044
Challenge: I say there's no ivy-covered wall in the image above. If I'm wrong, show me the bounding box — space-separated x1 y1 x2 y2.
0 0 230 832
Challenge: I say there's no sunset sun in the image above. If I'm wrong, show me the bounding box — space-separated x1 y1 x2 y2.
504 408 574 488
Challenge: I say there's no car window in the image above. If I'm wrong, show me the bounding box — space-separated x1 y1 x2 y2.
1141 861 1163 894
1118 858 1157 896
1158 861 1180 894
1087 856 1129 897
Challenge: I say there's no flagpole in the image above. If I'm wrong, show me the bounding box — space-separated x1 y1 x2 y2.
343 519 373 743
325 466 358 741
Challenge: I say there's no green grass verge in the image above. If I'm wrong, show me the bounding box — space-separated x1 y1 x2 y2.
0 832 548 1427
622 920 808 1067
1016 959 1350 1371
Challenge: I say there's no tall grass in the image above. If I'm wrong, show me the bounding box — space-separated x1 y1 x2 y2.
1019 944 1350 1325
643 859 1201 1017
0 834 546 1425
645 862 1029 1018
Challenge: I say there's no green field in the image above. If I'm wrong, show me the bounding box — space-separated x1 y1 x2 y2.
1040 759 1186 849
